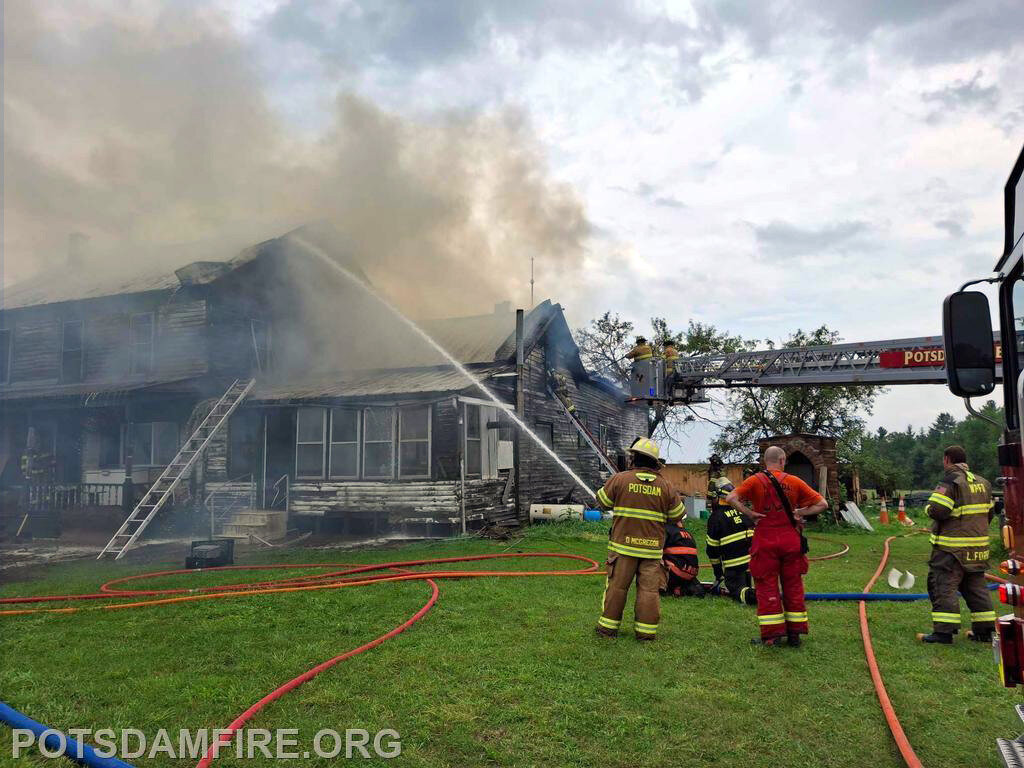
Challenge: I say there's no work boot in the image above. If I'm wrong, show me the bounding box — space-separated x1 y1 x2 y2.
751 636 785 647
917 632 953 644
635 633 656 642
594 626 618 638
967 630 994 643
787 632 802 648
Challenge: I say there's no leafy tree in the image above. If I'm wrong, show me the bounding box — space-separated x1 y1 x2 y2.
711 326 882 462
846 401 1003 492
573 315 753 446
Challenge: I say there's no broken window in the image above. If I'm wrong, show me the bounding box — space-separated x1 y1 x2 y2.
128 421 178 466
295 407 326 478
399 405 431 479
61 320 84 383
536 420 554 450
229 410 263 478
465 403 481 477
250 319 271 373
0 329 11 383
98 413 122 469
363 407 394 479
129 313 154 375
329 408 360 478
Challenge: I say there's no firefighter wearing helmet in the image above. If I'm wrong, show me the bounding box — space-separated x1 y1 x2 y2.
595 436 684 641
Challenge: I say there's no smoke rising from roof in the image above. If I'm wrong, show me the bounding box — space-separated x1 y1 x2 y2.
3 1 590 317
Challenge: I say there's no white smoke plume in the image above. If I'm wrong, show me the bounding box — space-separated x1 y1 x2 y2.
2 1 590 318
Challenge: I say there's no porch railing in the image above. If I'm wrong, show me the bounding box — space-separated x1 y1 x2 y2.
20 483 148 512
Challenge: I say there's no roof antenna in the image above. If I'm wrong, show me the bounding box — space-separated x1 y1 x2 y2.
530 255 535 308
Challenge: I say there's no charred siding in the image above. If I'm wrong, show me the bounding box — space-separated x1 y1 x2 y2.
516 346 647 513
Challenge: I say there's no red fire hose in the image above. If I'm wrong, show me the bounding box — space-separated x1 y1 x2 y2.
860 534 924 768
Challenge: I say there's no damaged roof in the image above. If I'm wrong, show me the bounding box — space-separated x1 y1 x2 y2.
0 222 361 310
252 363 513 402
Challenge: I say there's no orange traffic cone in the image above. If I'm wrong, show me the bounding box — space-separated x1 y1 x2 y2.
879 496 890 525
898 494 914 526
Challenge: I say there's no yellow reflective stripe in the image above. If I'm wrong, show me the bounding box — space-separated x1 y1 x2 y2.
930 534 990 547
758 613 786 625
608 541 662 558
633 353 653 360
634 621 658 633
613 507 666 522
597 616 621 629
931 612 961 623
722 554 751 568
596 488 613 507
705 537 721 547
952 503 992 517
635 472 657 481
708 558 722 565
971 611 996 622
666 502 684 519
719 530 754 546
928 493 954 510
785 612 808 622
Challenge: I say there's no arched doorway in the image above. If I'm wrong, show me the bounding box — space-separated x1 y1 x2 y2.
786 450 817 491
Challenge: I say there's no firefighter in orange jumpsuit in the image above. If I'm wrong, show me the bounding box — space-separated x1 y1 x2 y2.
726 446 827 646
595 437 684 641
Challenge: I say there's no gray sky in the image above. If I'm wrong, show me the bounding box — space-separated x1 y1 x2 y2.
6 0 1022 459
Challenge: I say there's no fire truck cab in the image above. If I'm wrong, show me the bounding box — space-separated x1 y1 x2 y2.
943 142 1024 686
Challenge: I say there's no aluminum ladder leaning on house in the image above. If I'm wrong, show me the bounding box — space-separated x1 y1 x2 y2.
545 385 618 475
97 378 256 560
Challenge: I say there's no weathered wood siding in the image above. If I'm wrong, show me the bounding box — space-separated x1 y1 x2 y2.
1 295 209 386
661 463 747 497
516 345 647 514
290 477 510 526
10 316 59 382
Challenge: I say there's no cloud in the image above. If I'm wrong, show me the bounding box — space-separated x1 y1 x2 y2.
921 70 1000 122
264 0 723 101
751 220 873 258
934 219 966 238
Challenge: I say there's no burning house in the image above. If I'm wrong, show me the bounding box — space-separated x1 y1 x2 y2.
0 226 646 548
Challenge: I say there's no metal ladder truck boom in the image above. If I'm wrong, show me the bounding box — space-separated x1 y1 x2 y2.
97 378 256 560
624 333 1005 404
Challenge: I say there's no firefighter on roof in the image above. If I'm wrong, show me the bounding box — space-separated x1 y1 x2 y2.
918 445 997 645
595 437 684 641
705 455 756 605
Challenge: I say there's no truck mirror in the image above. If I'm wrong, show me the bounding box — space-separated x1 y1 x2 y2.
943 290 996 397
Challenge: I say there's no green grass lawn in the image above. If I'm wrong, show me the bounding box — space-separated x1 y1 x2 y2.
0 520 1019 767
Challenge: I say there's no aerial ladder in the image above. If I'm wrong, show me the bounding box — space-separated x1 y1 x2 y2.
623 332 1006 404
97 378 255 560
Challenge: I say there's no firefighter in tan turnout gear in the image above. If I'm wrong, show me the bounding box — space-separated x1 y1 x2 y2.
595 437 684 641
918 445 997 645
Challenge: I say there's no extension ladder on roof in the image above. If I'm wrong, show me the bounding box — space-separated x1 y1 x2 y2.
97 378 256 560
546 385 618 475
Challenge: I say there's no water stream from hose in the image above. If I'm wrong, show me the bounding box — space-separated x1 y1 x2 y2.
290 235 596 499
